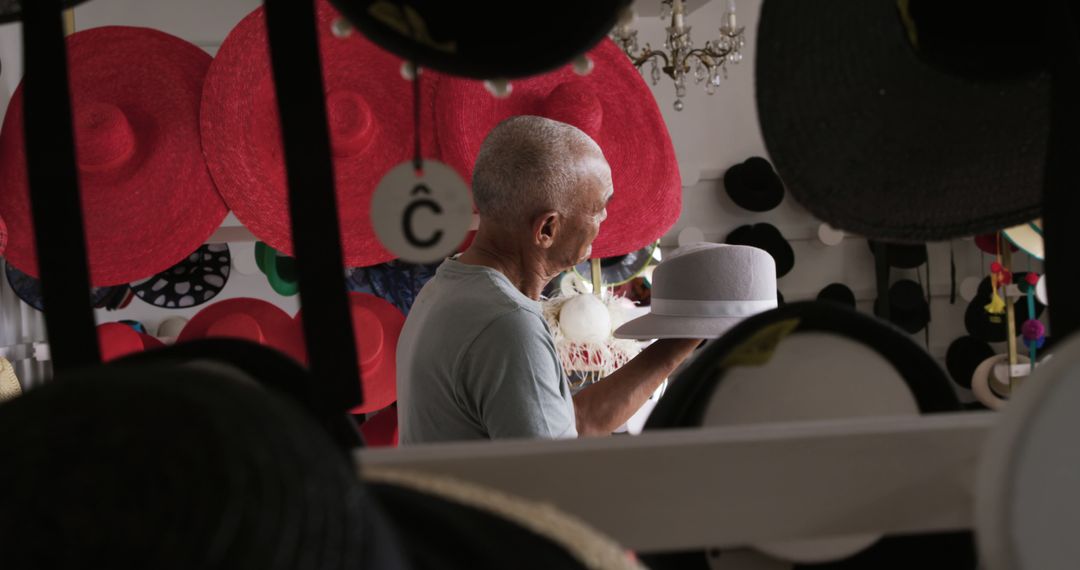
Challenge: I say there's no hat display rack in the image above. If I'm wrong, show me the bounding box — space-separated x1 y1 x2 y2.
13 0 364 436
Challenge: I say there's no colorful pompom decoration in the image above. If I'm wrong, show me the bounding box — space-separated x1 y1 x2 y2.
1022 319 1046 346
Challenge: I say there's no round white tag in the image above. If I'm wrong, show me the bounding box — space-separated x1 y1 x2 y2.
370 160 473 264
817 223 845 246
230 242 260 275
1036 274 1048 306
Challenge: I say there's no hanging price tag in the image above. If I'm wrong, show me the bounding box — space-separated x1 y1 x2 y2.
370 160 473 264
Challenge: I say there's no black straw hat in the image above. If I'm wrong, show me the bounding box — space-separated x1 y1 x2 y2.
756 0 1050 241
329 0 631 79
723 156 784 212
0 361 406 569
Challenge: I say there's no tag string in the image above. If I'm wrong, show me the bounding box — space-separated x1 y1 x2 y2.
412 62 423 174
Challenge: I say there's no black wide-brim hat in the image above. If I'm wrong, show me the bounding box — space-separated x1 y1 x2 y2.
641 301 967 568
756 0 1049 241
329 0 631 79
0 352 405 569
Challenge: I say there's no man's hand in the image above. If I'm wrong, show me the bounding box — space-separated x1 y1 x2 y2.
647 338 705 369
572 336 706 436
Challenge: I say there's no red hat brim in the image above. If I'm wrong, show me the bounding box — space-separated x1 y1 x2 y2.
202 0 441 268
97 322 147 362
435 39 681 258
294 291 404 414
0 26 226 286
358 405 399 447
178 298 306 363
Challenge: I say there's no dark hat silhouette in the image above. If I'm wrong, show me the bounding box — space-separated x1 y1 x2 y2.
884 279 930 334
0 359 405 569
723 156 784 212
964 273 1045 342
725 223 794 277
756 0 1047 241
867 240 928 269
817 282 857 309
329 0 630 79
946 335 996 390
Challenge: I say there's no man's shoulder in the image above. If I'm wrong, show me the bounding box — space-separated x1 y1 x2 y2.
419 265 538 316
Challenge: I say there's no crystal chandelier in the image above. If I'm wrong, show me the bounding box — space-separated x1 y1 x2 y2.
611 0 745 111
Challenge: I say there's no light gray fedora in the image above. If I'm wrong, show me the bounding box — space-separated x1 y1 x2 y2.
614 243 777 340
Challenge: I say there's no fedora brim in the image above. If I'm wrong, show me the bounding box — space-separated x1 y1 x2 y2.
613 313 746 340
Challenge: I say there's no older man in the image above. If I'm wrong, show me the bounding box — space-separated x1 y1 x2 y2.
397 116 699 443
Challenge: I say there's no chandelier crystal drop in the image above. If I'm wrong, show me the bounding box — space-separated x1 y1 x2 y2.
611 0 746 111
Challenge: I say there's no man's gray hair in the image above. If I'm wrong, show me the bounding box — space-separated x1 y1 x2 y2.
471 115 604 226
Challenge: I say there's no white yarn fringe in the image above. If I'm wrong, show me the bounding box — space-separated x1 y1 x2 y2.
542 288 643 378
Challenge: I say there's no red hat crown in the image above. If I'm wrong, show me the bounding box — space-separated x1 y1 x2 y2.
97 323 144 362
541 82 603 140
327 90 377 158
74 102 137 173
351 305 385 370
207 313 267 344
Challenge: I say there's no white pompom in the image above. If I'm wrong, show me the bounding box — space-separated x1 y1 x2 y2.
559 294 612 343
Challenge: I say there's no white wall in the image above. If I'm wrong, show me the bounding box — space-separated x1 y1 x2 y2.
0 0 1043 396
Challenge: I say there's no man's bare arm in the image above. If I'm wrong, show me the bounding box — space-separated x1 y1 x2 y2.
572 338 701 436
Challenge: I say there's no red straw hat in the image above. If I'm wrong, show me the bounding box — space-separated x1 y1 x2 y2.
97 322 161 362
0 26 226 286
435 39 680 258
202 0 439 268
178 298 305 363
295 292 404 414
358 405 399 447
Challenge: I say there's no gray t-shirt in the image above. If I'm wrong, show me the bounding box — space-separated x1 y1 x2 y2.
396 258 577 444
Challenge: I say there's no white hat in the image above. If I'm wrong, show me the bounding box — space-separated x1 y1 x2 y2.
614 243 777 340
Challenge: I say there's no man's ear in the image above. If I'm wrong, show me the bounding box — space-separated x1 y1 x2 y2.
533 210 560 249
